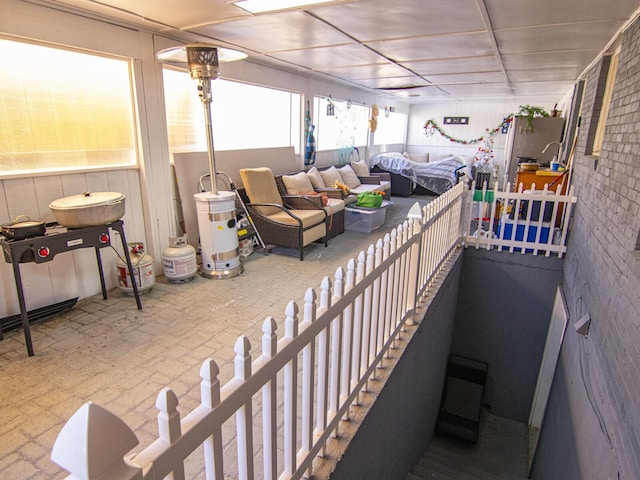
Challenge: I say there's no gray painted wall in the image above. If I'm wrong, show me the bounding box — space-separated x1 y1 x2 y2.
329 254 463 480
451 248 563 422
532 16 640 480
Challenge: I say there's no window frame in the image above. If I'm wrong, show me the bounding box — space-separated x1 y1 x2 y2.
0 35 139 179
163 67 302 156
590 49 620 157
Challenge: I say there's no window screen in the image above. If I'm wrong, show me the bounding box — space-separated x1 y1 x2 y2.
0 37 136 176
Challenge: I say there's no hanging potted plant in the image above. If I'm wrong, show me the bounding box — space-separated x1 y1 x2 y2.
517 105 550 133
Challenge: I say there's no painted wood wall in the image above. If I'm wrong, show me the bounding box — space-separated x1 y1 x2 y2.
407 101 558 185
0 0 409 318
0 170 146 318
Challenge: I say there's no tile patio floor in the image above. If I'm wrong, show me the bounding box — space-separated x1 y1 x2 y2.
0 195 434 479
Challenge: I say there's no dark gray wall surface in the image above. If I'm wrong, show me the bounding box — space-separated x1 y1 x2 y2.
533 16 640 480
329 254 463 480
452 248 563 422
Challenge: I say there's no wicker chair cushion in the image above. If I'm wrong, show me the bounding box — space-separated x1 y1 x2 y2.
267 210 327 245
325 198 345 213
320 166 343 188
267 208 325 226
282 172 314 194
337 165 361 188
351 159 369 176
239 167 282 216
307 167 325 189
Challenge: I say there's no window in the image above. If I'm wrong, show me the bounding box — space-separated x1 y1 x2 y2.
313 97 369 157
589 50 619 156
163 68 301 154
0 37 136 177
373 109 407 146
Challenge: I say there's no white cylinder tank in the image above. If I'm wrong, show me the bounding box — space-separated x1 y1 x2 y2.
116 242 155 294
194 191 243 279
162 235 197 283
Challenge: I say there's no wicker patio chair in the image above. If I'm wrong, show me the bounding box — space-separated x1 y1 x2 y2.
239 167 328 260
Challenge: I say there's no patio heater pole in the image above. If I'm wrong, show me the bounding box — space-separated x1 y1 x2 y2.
157 44 247 279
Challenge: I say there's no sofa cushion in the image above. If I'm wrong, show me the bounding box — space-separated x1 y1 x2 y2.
338 164 361 188
350 183 388 195
406 152 429 163
351 159 369 177
307 166 325 189
282 171 314 194
320 166 343 188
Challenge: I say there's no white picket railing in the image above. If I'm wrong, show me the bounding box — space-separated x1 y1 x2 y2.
50 183 466 480
463 180 577 258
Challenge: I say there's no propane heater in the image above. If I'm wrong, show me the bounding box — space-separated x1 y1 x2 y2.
157 44 247 279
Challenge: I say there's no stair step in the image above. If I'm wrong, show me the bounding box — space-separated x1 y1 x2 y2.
410 460 457 480
415 454 504 480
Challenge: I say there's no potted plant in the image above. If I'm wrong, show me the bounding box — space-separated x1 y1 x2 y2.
517 105 550 132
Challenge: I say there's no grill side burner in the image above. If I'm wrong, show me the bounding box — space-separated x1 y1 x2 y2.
0 220 142 356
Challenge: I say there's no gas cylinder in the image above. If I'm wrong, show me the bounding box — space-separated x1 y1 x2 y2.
116 242 155 295
162 235 197 283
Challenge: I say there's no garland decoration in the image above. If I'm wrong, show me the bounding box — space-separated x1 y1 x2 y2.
423 115 514 144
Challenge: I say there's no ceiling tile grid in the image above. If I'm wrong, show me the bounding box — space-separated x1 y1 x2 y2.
36 0 640 102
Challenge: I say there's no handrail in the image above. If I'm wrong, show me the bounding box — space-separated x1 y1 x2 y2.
51 183 466 480
463 181 577 258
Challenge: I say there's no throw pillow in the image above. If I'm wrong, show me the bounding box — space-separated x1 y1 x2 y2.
351 159 369 177
306 166 325 189
282 172 314 194
407 152 429 163
337 165 361 188
319 166 343 188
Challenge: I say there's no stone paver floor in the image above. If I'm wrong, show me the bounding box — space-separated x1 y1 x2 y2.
0 195 433 479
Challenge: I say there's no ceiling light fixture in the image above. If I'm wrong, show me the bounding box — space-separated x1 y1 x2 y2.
232 0 347 14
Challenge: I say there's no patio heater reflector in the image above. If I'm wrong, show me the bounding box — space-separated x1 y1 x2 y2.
157 44 247 279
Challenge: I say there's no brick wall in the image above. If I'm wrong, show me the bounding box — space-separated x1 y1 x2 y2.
539 16 640 480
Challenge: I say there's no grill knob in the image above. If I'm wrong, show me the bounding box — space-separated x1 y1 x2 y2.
99 233 110 244
38 246 50 258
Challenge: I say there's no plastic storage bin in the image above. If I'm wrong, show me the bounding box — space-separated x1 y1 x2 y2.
344 206 387 233
499 219 551 252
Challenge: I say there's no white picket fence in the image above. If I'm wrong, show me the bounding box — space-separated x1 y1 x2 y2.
463 180 577 258
51 183 466 480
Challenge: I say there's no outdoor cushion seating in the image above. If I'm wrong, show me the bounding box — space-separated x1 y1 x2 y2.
278 171 345 240
239 167 328 260
306 164 391 204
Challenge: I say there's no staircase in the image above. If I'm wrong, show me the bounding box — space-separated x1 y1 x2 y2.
408 411 529 480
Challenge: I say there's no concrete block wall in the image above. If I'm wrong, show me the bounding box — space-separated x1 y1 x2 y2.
533 15 640 480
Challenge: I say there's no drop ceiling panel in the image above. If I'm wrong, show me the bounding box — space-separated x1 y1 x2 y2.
191 11 351 52
316 62 414 80
495 22 624 55
405 56 503 76
508 68 582 83
486 0 638 29
58 0 249 30
353 76 428 89
440 83 513 96
270 44 384 69
389 86 453 100
511 82 573 96
369 32 496 63
311 0 487 41
502 50 600 70
425 71 506 85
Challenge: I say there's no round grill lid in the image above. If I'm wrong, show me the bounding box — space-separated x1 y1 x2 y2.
49 192 125 210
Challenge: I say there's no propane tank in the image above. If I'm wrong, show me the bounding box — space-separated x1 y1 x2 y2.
162 235 197 283
116 242 155 295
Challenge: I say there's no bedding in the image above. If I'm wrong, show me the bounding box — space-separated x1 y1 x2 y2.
371 152 465 195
